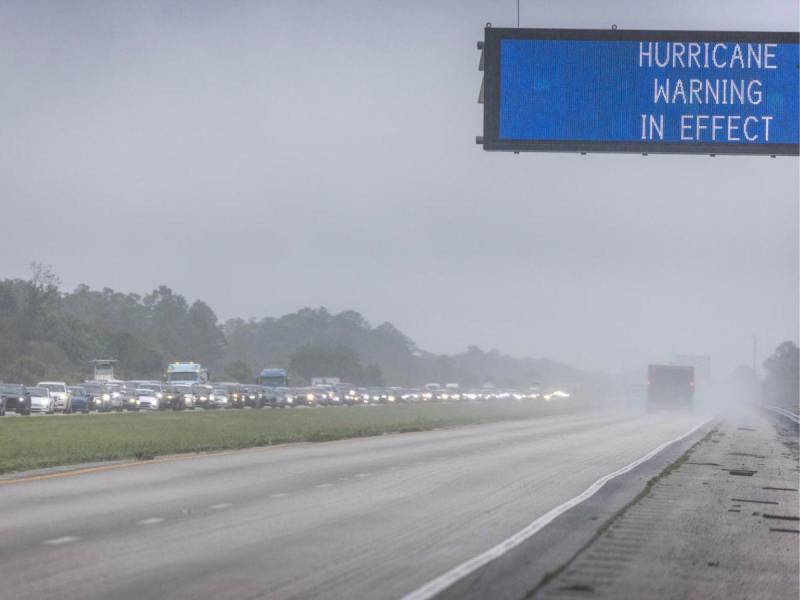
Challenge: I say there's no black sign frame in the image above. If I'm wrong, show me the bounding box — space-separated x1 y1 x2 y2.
481 27 799 156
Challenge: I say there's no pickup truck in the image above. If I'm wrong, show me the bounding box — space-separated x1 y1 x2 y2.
0 383 30 415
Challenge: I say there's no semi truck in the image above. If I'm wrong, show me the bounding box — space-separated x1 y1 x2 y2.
647 364 694 410
166 362 209 385
89 359 118 382
256 368 289 388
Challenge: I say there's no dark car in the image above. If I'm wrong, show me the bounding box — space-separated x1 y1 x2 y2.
260 386 279 408
271 387 295 408
0 383 30 415
161 386 188 410
214 383 247 408
293 388 318 407
67 386 90 414
312 385 339 406
191 384 214 409
118 385 140 412
83 382 111 412
243 384 267 408
364 388 393 404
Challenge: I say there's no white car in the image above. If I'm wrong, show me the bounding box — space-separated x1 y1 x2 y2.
136 389 160 410
136 384 164 410
208 388 230 409
37 381 71 413
27 387 55 414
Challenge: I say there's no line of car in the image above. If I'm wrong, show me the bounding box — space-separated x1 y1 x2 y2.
0 380 569 416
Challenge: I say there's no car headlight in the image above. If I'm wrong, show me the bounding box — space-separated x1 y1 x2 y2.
286 397 293 404
102 393 110 401
112 392 120 398
156 393 163 399
209 394 215 401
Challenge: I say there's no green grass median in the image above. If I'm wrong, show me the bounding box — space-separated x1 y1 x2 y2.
0 401 575 475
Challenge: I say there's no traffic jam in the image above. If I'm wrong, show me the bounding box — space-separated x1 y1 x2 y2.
0 362 571 416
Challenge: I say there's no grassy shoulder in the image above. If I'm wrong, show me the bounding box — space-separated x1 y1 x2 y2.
0 401 575 475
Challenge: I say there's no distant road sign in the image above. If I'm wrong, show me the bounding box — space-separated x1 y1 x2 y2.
479 27 799 155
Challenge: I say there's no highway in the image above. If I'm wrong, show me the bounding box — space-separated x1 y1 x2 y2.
0 411 704 600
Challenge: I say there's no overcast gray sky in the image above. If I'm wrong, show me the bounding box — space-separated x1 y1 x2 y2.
1 0 797 376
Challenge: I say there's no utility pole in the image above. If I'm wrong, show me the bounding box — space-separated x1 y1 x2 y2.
752 335 757 378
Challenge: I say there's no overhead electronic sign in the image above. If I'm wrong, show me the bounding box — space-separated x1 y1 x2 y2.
479 27 799 155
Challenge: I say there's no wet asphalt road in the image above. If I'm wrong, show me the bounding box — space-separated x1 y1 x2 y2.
0 410 703 600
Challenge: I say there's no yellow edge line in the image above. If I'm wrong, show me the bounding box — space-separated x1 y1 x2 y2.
0 413 545 486
0 425 448 486
0 442 315 486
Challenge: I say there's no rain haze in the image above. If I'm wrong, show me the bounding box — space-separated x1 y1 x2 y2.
1 5 799 600
1 0 797 376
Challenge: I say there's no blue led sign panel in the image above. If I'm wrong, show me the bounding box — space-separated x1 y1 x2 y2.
481 28 799 155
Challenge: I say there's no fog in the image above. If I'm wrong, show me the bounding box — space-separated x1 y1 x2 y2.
1 0 797 377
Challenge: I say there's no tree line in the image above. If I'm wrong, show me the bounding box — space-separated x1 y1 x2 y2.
0 265 584 387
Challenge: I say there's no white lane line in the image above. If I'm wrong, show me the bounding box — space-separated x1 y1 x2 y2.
209 503 232 510
269 493 289 499
137 517 165 525
44 536 80 545
338 477 351 481
316 483 333 488
354 473 370 478
401 420 710 600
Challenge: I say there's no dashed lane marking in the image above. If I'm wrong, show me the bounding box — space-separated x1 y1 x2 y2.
44 536 80 545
